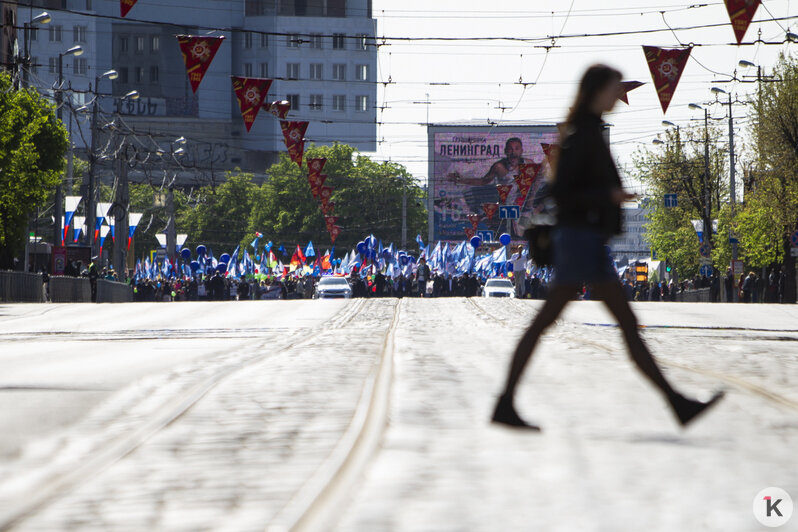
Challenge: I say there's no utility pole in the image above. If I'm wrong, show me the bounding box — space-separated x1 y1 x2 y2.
401 175 407 249
166 186 176 265
86 81 99 257
727 91 737 261
114 157 129 280
53 55 65 257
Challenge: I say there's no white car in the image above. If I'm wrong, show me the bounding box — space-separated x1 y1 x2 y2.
314 276 352 299
483 278 516 298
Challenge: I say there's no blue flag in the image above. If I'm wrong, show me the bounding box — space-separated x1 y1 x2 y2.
305 241 315 257
416 234 425 249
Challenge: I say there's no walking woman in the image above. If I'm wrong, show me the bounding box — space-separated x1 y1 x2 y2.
492 65 723 430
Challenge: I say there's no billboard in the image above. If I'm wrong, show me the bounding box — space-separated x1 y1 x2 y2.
428 124 559 242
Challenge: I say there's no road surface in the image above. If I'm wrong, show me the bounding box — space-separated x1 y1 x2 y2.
0 299 796 531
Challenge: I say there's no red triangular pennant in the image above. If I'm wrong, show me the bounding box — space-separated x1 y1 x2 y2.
724 0 761 45
232 77 272 132
496 184 512 204
467 213 481 230
464 227 476 239
307 157 327 177
279 121 309 168
540 143 558 164
120 0 137 17
643 46 691 114
177 35 224 93
266 100 291 119
329 225 342 244
319 185 333 206
321 202 335 216
618 80 644 105
481 203 499 221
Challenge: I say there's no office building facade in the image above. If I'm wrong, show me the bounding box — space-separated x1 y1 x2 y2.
19 0 377 181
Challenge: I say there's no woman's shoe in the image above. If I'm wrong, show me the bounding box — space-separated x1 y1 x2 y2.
671 390 725 427
491 394 541 431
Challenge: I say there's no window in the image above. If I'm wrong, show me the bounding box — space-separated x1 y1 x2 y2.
309 33 323 49
356 95 368 112
260 62 269 77
357 33 369 50
286 63 299 79
30 56 38 74
260 33 268 47
30 27 38 42
72 57 87 75
119 67 128 83
244 62 253 77
332 63 346 81
135 66 144 82
151 35 159 52
136 36 145 53
287 33 300 48
85 0 92 9
310 94 323 110
150 65 159 83
48 57 56 74
244 31 253 49
328 0 345 17
332 33 345 49
119 36 128 54
287 94 300 110
333 95 345 111
49 25 62 42
309 63 322 80
355 64 368 81
73 25 87 43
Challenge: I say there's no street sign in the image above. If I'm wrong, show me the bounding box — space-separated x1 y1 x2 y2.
731 259 744 279
791 230 798 247
728 237 738 244
699 257 712 266
791 247 798 257
699 242 711 258
699 264 713 277
664 193 678 208
477 230 494 243
499 205 520 219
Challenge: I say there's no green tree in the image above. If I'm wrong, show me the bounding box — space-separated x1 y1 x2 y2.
179 172 258 253
249 143 426 250
0 72 69 269
743 52 798 302
632 124 727 279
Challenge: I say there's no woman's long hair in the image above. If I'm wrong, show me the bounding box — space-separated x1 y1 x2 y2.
548 64 622 182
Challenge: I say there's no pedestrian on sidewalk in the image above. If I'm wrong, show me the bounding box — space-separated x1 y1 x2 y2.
492 64 723 431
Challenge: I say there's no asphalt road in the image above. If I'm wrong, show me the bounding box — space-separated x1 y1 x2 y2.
0 299 796 531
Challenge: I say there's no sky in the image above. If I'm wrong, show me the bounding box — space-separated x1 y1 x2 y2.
365 0 796 192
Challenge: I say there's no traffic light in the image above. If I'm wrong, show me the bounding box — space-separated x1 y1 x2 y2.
665 259 672 273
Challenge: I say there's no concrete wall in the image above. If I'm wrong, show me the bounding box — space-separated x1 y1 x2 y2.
0 271 45 303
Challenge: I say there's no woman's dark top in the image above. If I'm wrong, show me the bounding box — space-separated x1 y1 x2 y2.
550 111 623 237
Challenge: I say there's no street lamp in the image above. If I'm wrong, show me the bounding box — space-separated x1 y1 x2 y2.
124 90 140 100
18 11 51 88
689 102 712 251
86 68 122 255
711 86 739 262
652 138 664 145
53 44 84 254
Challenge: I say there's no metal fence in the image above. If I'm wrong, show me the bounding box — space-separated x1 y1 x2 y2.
674 287 712 303
0 271 45 302
49 276 91 303
97 279 133 303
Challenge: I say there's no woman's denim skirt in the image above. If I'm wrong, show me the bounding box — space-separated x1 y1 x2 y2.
551 224 617 286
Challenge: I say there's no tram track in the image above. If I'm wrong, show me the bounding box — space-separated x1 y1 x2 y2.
467 297 798 417
267 298 402 532
0 299 369 532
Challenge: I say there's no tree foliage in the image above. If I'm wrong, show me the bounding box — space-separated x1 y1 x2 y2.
742 51 798 301
631 124 727 278
249 143 426 250
0 72 69 269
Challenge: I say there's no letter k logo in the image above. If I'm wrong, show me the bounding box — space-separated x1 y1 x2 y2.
765 496 783 517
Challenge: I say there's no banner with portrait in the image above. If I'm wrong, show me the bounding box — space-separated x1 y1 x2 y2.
430 126 559 242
